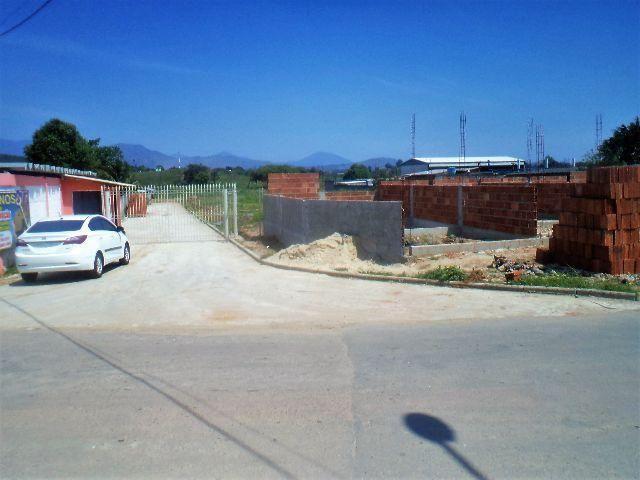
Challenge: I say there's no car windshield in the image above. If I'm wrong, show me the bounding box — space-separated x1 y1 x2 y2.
28 220 85 233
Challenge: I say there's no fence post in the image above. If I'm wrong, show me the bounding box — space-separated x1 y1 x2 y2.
232 185 238 237
223 188 229 239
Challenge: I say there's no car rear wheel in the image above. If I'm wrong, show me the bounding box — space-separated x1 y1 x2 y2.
91 252 104 279
21 273 38 283
119 243 130 265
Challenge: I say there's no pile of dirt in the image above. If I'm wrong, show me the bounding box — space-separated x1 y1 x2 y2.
269 233 370 271
264 232 542 280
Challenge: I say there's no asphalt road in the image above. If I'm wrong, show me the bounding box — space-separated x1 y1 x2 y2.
1 217 639 478
1 310 638 479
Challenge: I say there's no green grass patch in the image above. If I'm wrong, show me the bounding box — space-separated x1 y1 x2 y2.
360 266 469 282
514 273 638 293
416 266 468 282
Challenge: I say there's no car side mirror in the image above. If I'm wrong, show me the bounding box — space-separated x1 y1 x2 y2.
117 226 125 233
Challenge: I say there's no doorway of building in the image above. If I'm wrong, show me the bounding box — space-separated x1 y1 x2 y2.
73 191 102 214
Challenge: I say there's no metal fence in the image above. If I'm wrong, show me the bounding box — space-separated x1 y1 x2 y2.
101 183 238 244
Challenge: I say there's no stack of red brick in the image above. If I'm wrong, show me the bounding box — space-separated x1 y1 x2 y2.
267 173 319 199
539 166 640 274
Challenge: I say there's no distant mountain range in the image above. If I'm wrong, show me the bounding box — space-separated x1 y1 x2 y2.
0 138 401 171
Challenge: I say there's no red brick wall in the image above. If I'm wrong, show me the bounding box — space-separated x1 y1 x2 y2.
376 181 410 223
376 181 538 235
463 185 538 236
412 186 459 224
535 183 576 216
325 191 374 201
267 173 320 199
542 165 640 274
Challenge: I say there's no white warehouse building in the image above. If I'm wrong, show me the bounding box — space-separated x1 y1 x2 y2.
399 156 525 176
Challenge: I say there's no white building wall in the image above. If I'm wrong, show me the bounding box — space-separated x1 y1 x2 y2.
24 184 63 224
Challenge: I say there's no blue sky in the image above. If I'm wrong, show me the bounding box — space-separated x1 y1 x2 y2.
1 0 638 162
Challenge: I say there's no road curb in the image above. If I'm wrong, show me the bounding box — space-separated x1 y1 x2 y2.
225 235 638 302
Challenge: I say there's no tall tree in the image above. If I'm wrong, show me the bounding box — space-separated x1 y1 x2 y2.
24 118 131 180
24 119 98 171
596 117 640 166
95 145 131 182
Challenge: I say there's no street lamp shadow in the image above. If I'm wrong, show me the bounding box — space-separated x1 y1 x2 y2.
403 412 489 480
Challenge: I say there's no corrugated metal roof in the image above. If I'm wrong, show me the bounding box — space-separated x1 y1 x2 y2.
0 162 97 177
403 156 523 166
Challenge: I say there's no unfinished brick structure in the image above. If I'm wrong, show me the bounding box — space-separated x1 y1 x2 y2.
405 173 586 217
267 173 320 199
377 181 538 236
412 186 458 225
463 185 538 236
540 166 640 274
324 191 374 201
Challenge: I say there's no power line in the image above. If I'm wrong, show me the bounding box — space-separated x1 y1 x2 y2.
0 0 54 37
0 2 28 28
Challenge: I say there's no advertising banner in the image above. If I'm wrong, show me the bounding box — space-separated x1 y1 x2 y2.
0 189 30 251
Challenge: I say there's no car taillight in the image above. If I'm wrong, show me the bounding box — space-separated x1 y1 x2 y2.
16 238 28 247
63 235 87 245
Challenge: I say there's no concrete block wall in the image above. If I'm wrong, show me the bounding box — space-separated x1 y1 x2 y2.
540 165 640 274
267 173 320 199
263 194 403 262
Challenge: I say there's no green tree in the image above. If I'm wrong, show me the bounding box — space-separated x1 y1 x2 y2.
596 117 640 166
183 164 210 184
342 163 370 180
24 118 131 181
24 119 97 171
95 145 131 182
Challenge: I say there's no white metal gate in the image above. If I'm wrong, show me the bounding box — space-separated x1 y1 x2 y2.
101 184 238 244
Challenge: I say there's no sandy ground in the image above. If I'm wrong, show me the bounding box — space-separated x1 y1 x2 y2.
2 232 639 332
266 232 535 280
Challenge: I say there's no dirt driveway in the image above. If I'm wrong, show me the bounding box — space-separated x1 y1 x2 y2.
1 227 638 330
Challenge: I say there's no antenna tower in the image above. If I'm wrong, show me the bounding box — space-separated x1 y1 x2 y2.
410 113 416 158
595 113 603 150
535 124 545 171
459 111 466 167
527 118 534 169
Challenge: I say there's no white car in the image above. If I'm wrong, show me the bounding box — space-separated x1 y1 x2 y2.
15 215 131 283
